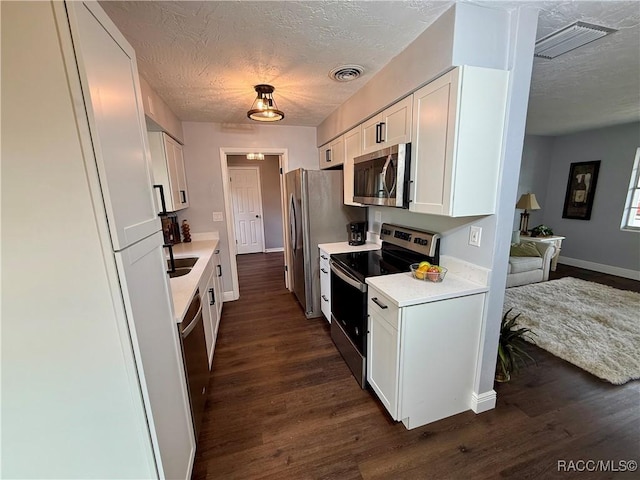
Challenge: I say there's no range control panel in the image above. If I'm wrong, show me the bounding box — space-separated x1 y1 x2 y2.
380 223 440 257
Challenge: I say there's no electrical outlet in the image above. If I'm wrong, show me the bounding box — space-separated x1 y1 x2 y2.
469 226 482 247
212 212 224 222
375 211 382 223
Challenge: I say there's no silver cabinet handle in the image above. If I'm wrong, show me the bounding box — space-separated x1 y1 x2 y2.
371 297 388 309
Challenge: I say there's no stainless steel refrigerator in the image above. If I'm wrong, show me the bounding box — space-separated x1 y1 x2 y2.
285 168 366 318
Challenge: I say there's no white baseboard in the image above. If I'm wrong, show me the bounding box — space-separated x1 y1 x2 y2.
470 390 496 414
558 256 640 281
264 247 284 253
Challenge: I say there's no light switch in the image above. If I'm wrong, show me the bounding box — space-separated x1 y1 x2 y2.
469 226 482 247
212 212 224 222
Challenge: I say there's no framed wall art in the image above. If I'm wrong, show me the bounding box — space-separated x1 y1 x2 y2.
562 160 600 220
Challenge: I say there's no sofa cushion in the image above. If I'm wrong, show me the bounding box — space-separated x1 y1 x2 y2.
508 255 544 274
510 241 541 257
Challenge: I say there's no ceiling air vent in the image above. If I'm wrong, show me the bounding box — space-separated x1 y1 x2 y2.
329 65 364 82
534 21 617 59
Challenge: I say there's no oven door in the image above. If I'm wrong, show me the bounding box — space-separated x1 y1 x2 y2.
330 260 368 355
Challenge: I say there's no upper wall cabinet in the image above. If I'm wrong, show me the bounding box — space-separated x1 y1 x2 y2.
409 66 508 217
148 131 189 212
361 96 412 155
343 125 363 206
319 135 345 169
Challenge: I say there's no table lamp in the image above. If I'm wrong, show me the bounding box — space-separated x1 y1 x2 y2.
516 193 541 234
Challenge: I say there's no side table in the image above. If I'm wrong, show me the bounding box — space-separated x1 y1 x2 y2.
520 234 565 271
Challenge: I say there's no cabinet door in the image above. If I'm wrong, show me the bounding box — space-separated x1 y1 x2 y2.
198 266 216 367
213 249 224 324
361 114 382 155
113 231 195 480
319 249 331 322
165 135 189 211
319 137 344 169
381 96 412 147
409 71 455 215
69 0 159 250
410 66 507 217
367 310 400 419
343 126 362 206
330 136 345 167
172 140 189 208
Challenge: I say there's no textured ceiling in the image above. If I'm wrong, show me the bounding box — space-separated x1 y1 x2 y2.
101 1 640 136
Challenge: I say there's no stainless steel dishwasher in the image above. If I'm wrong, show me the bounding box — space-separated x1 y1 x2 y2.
178 290 209 439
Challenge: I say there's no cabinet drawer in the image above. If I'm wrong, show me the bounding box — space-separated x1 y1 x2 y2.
368 289 399 329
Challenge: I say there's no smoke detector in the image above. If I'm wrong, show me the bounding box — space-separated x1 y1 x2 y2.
329 65 364 82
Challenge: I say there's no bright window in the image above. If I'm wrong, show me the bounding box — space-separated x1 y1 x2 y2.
621 147 640 231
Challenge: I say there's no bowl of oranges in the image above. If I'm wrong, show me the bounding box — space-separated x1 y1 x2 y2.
410 262 447 282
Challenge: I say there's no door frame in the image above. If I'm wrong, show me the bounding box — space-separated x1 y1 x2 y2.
219 147 291 301
228 166 266 255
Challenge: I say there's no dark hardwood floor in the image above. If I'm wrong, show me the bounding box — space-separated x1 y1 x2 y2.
192 254 639 479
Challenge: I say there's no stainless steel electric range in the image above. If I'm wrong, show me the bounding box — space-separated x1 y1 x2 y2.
329 223 441 387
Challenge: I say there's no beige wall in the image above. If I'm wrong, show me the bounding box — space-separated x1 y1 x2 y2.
177 122 317 293
227 155 283 250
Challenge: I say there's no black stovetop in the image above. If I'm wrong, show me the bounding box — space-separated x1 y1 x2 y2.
331 243 435 283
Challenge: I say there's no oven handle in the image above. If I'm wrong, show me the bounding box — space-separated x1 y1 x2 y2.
330 260 367 293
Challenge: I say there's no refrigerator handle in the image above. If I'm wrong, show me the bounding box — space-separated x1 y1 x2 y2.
289 195 297 253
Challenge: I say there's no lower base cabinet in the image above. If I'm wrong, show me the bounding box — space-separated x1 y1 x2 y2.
319 248 331 322
198 250 223 368
367 286 485 429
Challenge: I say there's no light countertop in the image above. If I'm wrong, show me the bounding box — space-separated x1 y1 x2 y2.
318 241 381 255
366 272 488 308
168 239 219 323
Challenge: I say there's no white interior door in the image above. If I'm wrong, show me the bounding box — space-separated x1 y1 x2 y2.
229 167 265 254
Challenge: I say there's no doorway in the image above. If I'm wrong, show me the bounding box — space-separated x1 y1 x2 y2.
220 148 292 300
228 166 265 254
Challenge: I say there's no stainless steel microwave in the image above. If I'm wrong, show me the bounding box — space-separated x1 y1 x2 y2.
353 143 411 208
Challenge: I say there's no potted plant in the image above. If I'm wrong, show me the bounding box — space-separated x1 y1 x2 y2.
530 224 553 237
496 309 536 382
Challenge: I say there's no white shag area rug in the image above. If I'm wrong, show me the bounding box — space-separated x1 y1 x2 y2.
503 277 640 385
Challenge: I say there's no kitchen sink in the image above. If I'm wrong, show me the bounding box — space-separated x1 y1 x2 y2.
167 257 199 278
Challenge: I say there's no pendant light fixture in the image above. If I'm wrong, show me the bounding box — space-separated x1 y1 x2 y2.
247 84 284 122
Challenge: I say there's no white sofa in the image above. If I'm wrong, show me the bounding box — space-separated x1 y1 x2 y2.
506 242 556 288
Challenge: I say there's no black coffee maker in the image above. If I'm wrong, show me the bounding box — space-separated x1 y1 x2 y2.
348 221 367 246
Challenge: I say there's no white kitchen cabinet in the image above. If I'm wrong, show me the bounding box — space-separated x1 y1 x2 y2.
409 66 508 217
148 131 190 212
367 284 485 429
3 2 194 478
367 292 400 415
319 135 345 169
197 258 217 367
361 95 412 155
212 248 224 332
196 248 224 366
319 248 331 322
343 125 363 206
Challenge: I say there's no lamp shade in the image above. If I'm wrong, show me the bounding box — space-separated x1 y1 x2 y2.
516 193 541 210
